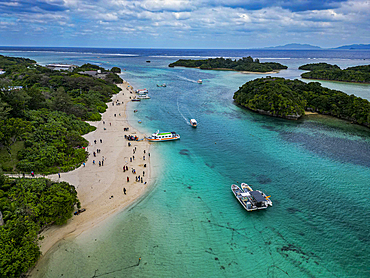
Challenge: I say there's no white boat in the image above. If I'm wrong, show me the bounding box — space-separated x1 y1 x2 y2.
137 94 151 99
231 183 272 211
197 79 202 84
147 130 180 142
190 119 197 127
136 89 148 95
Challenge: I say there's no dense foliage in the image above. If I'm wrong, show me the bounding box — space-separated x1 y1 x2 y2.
299 63 340 71
169 57 288 72
233 77 370 127
0 55 121 173
0 174 79 278
300 63 370 83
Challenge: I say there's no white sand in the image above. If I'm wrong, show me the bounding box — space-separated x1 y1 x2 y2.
36 82 152 256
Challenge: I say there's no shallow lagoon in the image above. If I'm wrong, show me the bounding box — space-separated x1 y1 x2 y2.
2 48 369 277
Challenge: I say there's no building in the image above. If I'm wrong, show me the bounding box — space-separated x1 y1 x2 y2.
46 64 78 72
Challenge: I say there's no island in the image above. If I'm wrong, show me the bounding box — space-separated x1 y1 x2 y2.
233 77 370 127
169 56 288 73
299 63 370 83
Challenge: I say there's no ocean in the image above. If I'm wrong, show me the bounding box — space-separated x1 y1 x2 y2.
1 47 370 277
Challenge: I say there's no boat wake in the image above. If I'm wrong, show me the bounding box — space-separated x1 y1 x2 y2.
176 75 198 83
177 95 191 125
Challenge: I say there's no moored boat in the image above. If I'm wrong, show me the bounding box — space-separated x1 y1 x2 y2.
231 183 272 211
190 119 197 127
147 130 180 142
157 84 166 87
137 94 151 99
136 89 148 94
197 79 202 84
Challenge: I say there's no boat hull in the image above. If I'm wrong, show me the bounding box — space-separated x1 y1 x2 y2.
231 183 272 212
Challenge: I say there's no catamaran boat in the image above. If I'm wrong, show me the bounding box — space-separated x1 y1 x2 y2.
197 79 202 84
231 183 272 211
147 130 180 142
190 119 197 127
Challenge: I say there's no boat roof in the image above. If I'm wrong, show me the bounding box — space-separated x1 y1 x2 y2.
157 132 172 135
250 191 266 203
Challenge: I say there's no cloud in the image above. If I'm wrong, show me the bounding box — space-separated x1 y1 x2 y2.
0 0 369 48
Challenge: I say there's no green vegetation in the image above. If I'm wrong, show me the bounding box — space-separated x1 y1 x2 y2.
300 63 370 83
233 77 370 127
299 63 340 71
169 57 288 72
0 55 122 174
0 173 79 278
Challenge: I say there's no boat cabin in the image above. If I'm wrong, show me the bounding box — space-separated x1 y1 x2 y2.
250 191 266 207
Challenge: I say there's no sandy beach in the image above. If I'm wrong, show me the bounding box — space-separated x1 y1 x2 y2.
33 82 152 259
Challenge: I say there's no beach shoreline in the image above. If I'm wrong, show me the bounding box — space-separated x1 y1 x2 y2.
30 81 153 275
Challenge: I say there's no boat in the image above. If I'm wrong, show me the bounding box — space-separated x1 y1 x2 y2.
131 97 141 101
137 94 151 99
190 119 197 127
231 183 272 211
136 89 148 95
197 79 202 84
157 84 166 87
147 130 180 142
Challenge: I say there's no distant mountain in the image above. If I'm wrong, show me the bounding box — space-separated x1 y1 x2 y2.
263 43 322 50
333 44 370 50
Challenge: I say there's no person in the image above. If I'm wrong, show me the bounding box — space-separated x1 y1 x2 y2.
93 151 96 157
100 139 102 143
123 188 126 195
143 156 145 160
94 140 97 144
114 114 116 117
99 161 101 167
130 157 132 162
127 176 129 182
83 162 86 167
143 171 145 177
31 171 34 177
93 160 95 165
126 166 128 171
103 121 105 124
141 177 143 183
58 173 61 178
102 160 104 166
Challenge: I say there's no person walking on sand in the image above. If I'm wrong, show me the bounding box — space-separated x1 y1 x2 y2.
100 139 102 143
99 161 101 167
127 176 129 182
93 160 95 165
123 188 126 195
58 173 61 178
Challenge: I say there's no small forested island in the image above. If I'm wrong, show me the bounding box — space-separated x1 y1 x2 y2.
169 57 288 72
233 77 370 127
0 174 79 277
299 63 370 83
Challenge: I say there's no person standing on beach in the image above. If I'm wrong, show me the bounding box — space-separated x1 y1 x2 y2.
123 188 126 195
127 176 129 182
58 173 61 178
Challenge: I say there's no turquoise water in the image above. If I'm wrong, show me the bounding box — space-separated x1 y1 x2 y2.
1 48 370 277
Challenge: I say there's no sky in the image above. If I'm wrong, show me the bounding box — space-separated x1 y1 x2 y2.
0 0 369 48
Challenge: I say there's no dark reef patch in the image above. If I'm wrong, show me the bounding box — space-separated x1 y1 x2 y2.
179 149 190 155
257 175 272 184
